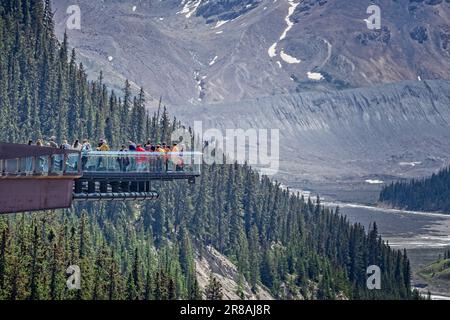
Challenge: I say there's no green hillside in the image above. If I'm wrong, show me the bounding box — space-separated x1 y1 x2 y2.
419 251 450 286
380 167 450 213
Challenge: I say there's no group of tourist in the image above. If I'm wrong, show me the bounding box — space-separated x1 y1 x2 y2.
28 137 185 173
116 140 184 173
29 136 94 153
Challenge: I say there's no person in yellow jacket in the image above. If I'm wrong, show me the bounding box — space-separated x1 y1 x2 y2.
162 144 171 171
96 139 110 151
171 143 183 172
155 144 165 153
155 144 165 172
96 139 110 169
171 143 179 153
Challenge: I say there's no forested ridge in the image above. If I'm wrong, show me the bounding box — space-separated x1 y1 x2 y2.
380 166 450 213
0 0 417 300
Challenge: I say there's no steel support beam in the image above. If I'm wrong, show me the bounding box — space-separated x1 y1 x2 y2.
73 192 159 201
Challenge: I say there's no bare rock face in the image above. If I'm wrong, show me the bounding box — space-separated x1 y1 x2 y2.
196 0 262 23
52 0 450 106
195 246 273 300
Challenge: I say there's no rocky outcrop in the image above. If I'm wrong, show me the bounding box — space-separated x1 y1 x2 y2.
196 0 261 23
195 246 274 300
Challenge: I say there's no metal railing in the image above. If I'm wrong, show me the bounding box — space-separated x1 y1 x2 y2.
0 151 202 177
80 151 202 175
0 153 82 177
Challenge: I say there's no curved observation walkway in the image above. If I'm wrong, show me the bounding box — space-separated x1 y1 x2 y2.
0 143 202 213
74 151 202 200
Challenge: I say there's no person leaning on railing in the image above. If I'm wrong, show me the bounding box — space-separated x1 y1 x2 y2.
96 139 110 170
96 139 110 152
72 139 82 151
81 139 91 170
144 140 152 151
136 144 146 172
117 145 130 172
149 145 157 171
34 139 47 172
47 136 58 148
128 141 137 170
25 140 33 172
143 140 155 172
67 139 82 171
56 140 71 171
170 143 182 172
155 143 164 172
164 144 171 171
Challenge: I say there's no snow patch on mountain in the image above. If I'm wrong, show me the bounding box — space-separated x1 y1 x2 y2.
194 71 206 102
307 71 324 80
209 55 218 66
215 20 229 28
365 179 384 185
179 0 202 18
280 50 301 64
399 162 422 167
267 0 299 62
280 0 299 41
268 43 277 58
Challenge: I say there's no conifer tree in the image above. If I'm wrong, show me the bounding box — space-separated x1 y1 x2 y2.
205 273 223 300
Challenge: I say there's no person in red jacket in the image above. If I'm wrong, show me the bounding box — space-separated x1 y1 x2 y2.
136 144 145 152
136 144 146 171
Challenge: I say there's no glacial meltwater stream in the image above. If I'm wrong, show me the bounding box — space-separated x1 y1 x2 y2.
325 202 450 300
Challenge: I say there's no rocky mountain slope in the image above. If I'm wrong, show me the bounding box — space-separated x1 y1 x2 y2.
196 246 273 300
170 80 450 201
52 0 450 201
53 0 450 106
